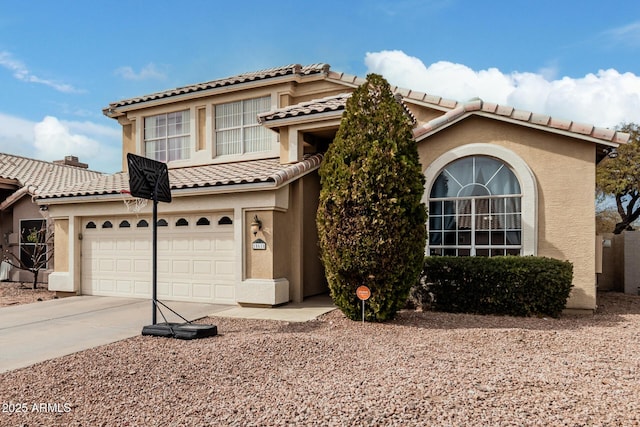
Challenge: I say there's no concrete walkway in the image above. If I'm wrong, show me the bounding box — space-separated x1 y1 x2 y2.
0 295 336 373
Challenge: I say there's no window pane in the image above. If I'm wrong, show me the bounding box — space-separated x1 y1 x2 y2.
429 232 442 245
216 101 242 129
216 129 242 155
244 125 271 153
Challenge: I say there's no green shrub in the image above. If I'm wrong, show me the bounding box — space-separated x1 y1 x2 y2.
316 74 427 322
415 256 573 317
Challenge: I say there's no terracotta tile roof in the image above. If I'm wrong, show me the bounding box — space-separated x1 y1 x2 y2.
0 153 104 197
258 92 417 125
104 64 330 116
37 154 324 200
412 98 630 145
326 70 461 111
258 93 350 123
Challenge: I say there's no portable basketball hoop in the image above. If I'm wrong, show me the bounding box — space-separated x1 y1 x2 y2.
120 189 148 213
126 153 217 340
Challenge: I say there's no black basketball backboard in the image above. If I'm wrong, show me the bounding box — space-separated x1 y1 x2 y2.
127 153 172 203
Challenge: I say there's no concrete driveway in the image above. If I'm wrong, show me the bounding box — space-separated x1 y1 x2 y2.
0 296 229 373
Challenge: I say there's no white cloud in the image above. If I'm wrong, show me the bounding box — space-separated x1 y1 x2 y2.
0 51 82 93
603 21 640 48
0 113 121 173
115 63 167 81
365 50 640 128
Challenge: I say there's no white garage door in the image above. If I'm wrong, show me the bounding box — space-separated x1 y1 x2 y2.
81 213 236 304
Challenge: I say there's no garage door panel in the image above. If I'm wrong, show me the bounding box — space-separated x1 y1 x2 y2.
193 260 212 275
116 240 132 251
215 285 235 304
134 239 150 251
215 260 235 277
134 280 150 295
215 237 234 251
193 238 212 251
116 280 133 294
134 259 151 273
172 260 190 274
172 282 191 297
116 259 132 272
193 283 212 298
171 238 190 251
99 240 115 250
99 259 115 271
99 278 115 292
83 215 236 303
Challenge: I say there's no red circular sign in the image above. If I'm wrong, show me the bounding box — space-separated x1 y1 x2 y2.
356 286 371 301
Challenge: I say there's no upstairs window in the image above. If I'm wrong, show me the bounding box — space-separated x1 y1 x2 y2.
145 110 190 162
215 96 272 156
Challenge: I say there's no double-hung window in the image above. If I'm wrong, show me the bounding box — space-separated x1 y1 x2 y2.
215 96 272 156
144 110 190 162
428 156 522 257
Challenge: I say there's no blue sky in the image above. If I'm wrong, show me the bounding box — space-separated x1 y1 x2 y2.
1 0 640 173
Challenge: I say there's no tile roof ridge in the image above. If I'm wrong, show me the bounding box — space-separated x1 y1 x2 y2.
268 153 324 187
105 63 331 114
0 152 104 173
413 98 631 144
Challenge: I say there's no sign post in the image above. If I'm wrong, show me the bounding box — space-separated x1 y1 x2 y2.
356 285 371 323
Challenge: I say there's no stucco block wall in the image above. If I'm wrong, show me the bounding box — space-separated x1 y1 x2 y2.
417 117 597 310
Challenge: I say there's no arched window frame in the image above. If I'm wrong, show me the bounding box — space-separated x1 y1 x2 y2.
423 143 537 256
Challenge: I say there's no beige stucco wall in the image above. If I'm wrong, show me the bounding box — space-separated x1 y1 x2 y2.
54 218 69 272
245 209 275 279
301 172 326 297
417 116 597 310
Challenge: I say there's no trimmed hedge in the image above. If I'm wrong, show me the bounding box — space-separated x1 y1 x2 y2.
414 256 573 317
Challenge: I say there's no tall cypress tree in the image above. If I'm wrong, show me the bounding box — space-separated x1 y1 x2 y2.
317 73 427 322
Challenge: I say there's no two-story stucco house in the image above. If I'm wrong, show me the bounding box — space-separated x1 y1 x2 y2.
37 63 628 312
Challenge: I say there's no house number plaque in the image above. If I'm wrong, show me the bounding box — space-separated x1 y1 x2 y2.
252 238 267 250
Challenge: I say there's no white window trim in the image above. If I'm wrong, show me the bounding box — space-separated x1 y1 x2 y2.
133 106 196 166
423 143 538 256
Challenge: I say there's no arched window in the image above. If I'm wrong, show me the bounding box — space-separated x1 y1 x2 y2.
137 219 149 228
86 221 96 229
428 156 522 257
102 221 113 229
119 220 131 228
157 219 168 227
176 218 189 227
196 217 211 226
218 216 233 225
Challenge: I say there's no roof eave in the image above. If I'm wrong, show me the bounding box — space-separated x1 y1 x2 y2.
414 111 624 148
260 110 345 130
103 73 329 119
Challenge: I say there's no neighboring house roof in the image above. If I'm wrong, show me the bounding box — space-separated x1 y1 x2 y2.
0 153 104 209
103 64 331 117
37 154 323 201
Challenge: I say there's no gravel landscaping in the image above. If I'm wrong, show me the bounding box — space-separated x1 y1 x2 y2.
1 291 640 426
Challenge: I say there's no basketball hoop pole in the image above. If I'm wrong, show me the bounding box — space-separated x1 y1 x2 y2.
151 171 163 325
